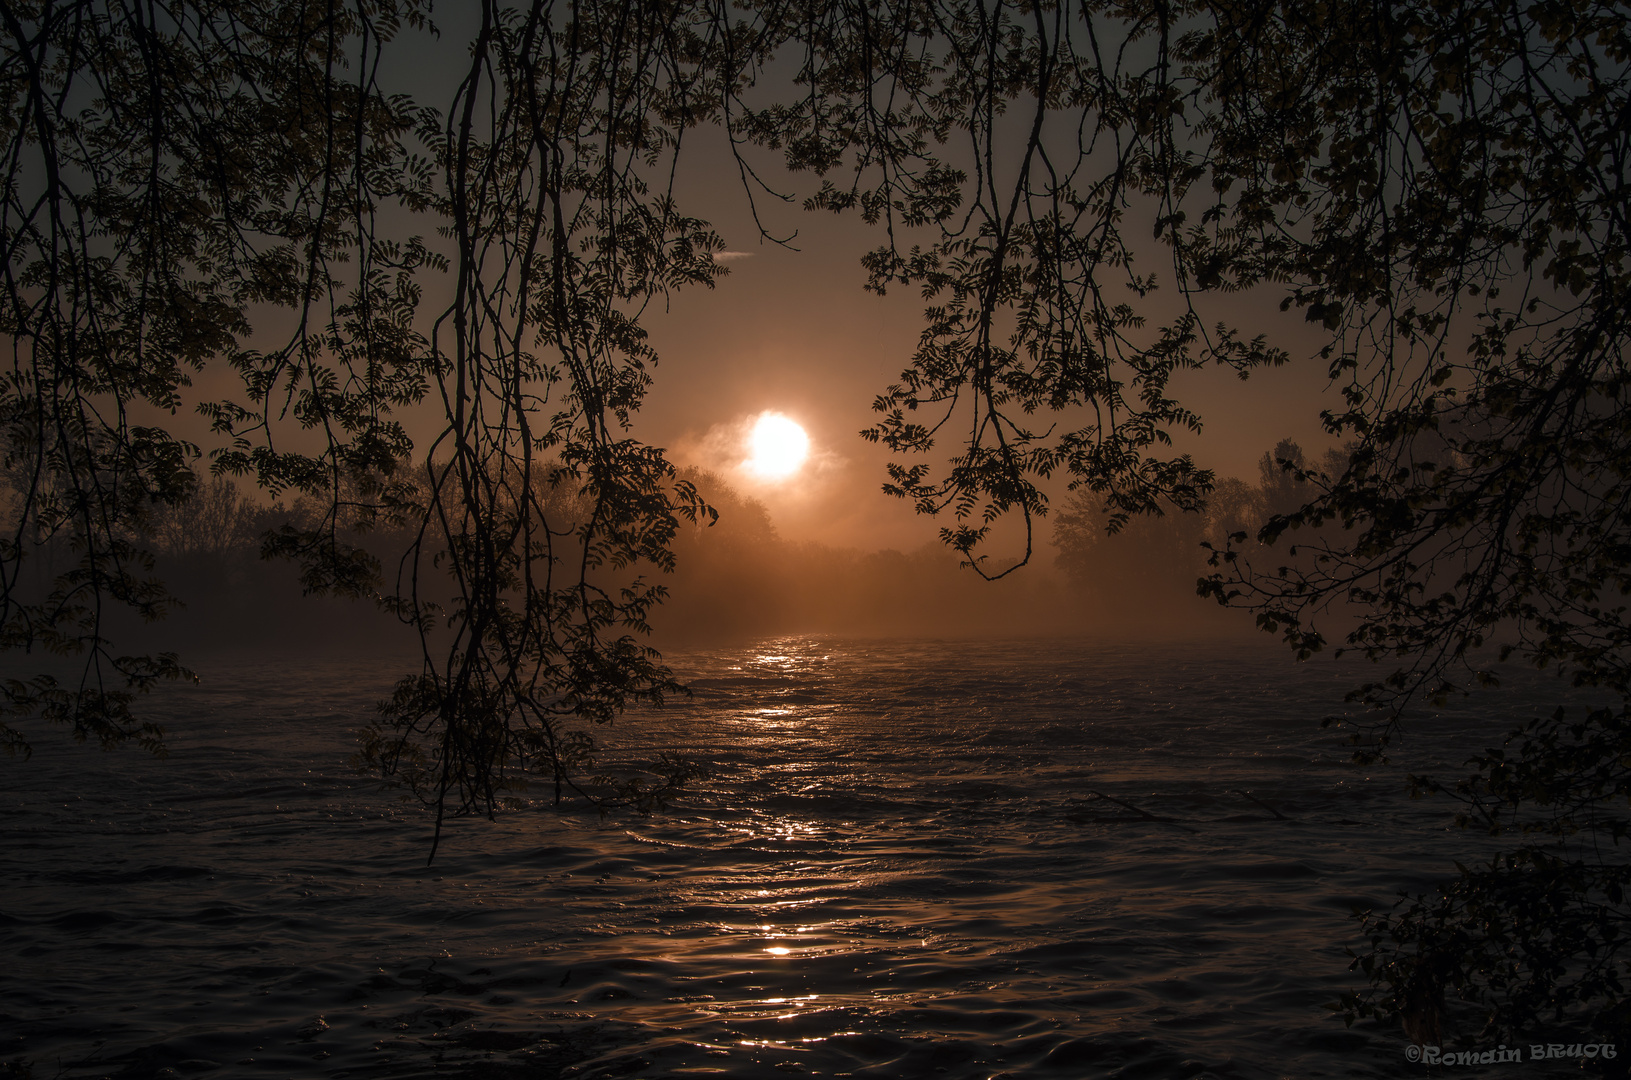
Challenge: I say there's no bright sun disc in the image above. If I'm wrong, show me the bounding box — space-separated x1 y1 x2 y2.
745 414 810 479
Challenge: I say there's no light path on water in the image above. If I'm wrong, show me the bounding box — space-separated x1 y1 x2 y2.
0 636 1586 1078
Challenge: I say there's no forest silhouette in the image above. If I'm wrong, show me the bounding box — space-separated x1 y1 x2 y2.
86 442 1325 650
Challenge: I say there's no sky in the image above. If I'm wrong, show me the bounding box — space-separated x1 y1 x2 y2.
155 17 1350 565
632 124 1346 555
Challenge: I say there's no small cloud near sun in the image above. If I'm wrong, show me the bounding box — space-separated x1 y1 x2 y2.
712 251 754 263
677 410 843 491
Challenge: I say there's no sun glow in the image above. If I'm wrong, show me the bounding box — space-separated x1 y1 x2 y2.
744 413 810 479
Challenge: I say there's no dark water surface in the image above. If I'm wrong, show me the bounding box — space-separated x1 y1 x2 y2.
0 637 1588 1078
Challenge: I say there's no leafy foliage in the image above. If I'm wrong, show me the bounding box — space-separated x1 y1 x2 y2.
0 0 432 756
0 0 724 855
1173 0 1631 1050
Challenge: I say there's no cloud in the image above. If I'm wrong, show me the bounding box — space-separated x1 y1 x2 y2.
674 411 845 491
712 251 754 263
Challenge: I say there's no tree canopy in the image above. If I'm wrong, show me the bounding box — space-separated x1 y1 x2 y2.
4 0 1630 1047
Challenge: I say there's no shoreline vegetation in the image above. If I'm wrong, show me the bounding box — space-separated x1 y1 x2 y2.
30 439 1330 652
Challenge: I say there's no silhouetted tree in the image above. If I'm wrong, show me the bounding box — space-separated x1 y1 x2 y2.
1053 489 1209 616
0 0 430 756
0 1 720 853
1052 437 1335 628
141 474 250 562
724 0 1631 1050
1175 2 1631 1049
1256 439 1308 519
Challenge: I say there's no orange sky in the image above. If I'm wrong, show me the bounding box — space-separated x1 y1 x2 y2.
634 126 1346 554
154 23 1349 563
160 143 1345 560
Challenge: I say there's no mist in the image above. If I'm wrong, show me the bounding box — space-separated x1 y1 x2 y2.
55 434 1341 661
652 444 1330 644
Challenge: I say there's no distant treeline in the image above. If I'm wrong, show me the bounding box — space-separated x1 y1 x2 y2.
660 439 1338 641
110 478 422 652
660 469 1071 641
1052 438 1347 622
25 440 1331 649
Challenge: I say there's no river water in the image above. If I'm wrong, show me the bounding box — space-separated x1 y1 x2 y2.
0 636 1596 1078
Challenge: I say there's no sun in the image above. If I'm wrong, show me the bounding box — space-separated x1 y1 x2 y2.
743 413 810 480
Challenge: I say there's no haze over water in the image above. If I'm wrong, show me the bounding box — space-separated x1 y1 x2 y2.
0 637 1584 1078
